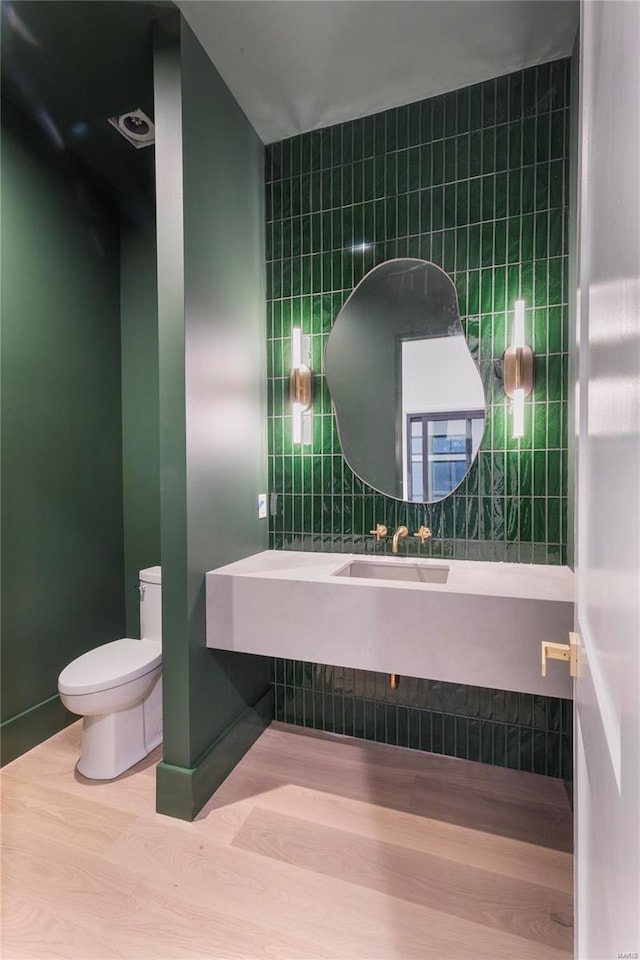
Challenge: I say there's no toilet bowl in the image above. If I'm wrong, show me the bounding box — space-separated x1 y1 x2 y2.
58 566 162 780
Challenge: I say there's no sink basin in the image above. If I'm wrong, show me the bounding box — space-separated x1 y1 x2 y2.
334 560 450 584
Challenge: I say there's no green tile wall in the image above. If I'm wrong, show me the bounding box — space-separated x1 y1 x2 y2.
265 60 572 780
273 660 573 780
266 59 570 564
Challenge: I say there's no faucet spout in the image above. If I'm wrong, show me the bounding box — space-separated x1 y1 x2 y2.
392 525 408 553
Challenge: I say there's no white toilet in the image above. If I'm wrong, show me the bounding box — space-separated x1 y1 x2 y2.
58 566 163 780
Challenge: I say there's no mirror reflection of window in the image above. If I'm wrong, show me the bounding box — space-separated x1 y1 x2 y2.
401 335 485 500
408 413 484 502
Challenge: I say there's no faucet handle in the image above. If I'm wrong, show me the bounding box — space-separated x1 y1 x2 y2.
369 523 387 541
414 525 432 544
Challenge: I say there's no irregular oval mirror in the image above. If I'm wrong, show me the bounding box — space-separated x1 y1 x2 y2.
325 259 485 503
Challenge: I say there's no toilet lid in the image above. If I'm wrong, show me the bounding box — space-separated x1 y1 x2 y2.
58 638 162 696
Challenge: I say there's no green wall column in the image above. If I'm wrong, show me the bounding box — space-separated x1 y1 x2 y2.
154 16 270 820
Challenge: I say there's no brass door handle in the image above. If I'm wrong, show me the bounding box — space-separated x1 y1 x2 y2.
541 633 579 678
369 523 387 541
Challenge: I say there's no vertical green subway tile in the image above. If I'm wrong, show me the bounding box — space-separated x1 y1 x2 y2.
480 269 493 314
457 133 470 180
548 401 562 448
480 174 494 223
548 258 563 306
482 127 495 174
550 111 565 161
536 112 551 163
267 58 570 591
496 125 508 171
508 170 521 217
548 208 563 258
456 181 469 226
521 166 535 215
548 498 561 543
444 138 456 183
508 121 522 170
519 498 532 542
431 95 443 140
495 171 508 218
493 266 506 313
432 139 445 185
551 59 568 109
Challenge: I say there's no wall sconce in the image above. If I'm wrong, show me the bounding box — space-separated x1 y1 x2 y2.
503 299 534 438
290 327 313 444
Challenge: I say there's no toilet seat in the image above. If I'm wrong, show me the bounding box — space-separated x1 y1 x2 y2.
58 638 162 697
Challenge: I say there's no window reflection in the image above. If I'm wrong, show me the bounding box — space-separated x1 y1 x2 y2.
408 413 484 502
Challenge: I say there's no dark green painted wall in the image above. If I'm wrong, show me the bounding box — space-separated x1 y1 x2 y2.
154 17 269 816
266 59 570 565
121 221 161 636
1 105 125 762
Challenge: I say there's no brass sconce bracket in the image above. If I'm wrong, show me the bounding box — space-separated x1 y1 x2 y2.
290 328 313 444
289 365 313 410
503 344 534 398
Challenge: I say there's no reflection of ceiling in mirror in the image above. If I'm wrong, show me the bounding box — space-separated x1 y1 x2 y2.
402 338 485 415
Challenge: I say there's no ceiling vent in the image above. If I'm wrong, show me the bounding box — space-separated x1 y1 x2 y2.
108 109 154 149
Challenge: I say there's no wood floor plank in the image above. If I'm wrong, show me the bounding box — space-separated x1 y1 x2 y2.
232 722 570 820
104 819 569 960
213 734 418 812
2 825 336 960
1 734 161 817
1 721 574 960
1 774 137 855
1 894 129 960
400 745 570 809
242 781 573 893
232 805 573 954
411 772 573 851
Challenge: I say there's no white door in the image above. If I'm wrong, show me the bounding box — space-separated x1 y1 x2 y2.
575 2 640 958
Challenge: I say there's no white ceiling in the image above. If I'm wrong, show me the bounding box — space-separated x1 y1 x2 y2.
177 0 579 144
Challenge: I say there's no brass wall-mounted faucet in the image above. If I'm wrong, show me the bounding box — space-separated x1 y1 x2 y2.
392 525 408 553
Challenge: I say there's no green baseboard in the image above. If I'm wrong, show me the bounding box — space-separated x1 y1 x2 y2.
156 686 274 821
1 694 75 767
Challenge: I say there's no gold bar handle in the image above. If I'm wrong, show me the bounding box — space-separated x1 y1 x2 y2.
541 634 579 678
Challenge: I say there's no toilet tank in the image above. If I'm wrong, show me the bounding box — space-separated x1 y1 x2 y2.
139 566 162 644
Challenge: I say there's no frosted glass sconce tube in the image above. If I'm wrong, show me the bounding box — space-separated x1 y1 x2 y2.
503 299 534 439
290 328 313 444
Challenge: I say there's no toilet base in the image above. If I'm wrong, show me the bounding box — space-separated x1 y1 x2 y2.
77 674 163 780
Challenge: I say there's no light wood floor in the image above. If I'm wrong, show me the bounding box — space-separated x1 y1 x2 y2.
1 720 574 960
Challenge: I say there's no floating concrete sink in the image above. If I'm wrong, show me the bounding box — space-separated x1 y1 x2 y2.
205 550 575 698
